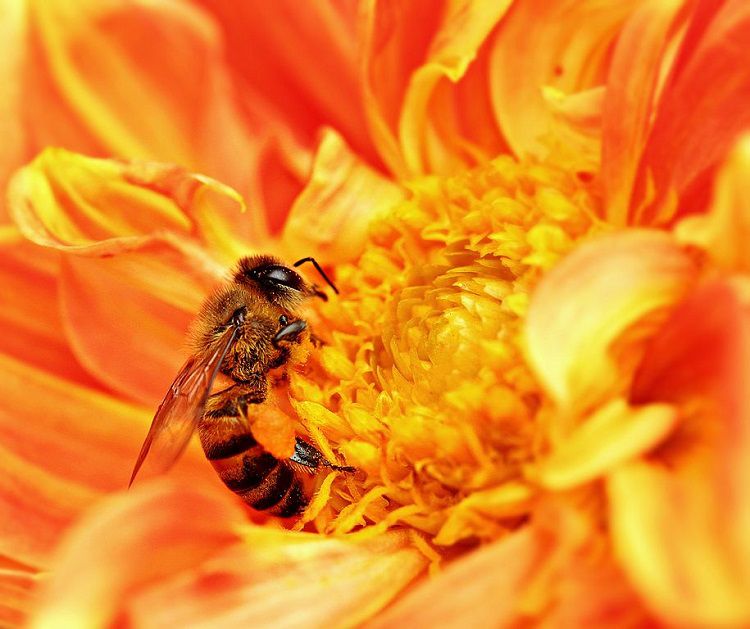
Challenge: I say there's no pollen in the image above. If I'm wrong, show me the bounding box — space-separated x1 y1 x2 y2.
290 156 601 549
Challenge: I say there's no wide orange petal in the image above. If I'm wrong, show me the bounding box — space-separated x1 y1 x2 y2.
368 528 548 627
29 482 425 629
281 129 404 264
195 0 378 169
490 0 641 163
676 134 750 273
0 0 25 221
24 0 256 197
633 0 750 224
30 482 246 629
7 150 249 402
601 0 688 226
0 566 39 628
611 281 750 625
362 0 510 177
125 530 424 628
0 230 99 388
0 354 217 569
525 229 695 414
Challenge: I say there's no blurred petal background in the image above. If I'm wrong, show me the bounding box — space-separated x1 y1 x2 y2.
2 0 750 627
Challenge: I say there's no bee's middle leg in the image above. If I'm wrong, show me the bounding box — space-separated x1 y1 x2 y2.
289 437 355 473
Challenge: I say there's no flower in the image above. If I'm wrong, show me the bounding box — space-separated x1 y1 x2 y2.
2 0 750 627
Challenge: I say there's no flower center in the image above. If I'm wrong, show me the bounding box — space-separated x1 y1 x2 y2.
290 156 601 549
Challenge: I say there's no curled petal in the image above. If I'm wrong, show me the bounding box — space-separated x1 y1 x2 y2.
362 0 510 177
30 482 245 629
609 462 750 626
676 134 750 273
8 148 247 263
490 0 641 161
7 150 250 402
281 129 404 263
536 398 677 490
612 282 750 625
526 229 695 412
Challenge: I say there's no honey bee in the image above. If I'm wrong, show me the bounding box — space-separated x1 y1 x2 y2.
129 255 353 517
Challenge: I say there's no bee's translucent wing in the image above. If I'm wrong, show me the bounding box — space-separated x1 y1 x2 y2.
128 325 239 486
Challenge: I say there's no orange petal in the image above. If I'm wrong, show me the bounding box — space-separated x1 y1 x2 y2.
125 529 424 628
490 0 640 161
8 148 248 262
0 230 98 388
7 150 249 402
631 281 750 554
30 482 246 629
633 0 750 224
396 0 512 175
536 398 677 490
601 0 687 226
194 0 378 169
30 483 424 629
608 462 750 626
368 529 548 627
24 0 256 197
362 0 510 177
0 565 39 628
58 255 194 404
676 134 750 272
611 282 750 625
525 229 695 412
0 353 216 569
281 129 404 263
0 0 26 222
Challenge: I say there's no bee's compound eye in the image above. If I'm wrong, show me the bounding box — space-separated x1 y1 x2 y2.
279 315 288 326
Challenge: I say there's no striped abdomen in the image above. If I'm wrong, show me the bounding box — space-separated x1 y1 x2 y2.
198 416 307 517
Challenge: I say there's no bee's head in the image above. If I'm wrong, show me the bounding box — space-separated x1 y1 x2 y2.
233 255 326 309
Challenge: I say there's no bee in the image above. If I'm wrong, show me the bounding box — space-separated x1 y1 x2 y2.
129 255 353 517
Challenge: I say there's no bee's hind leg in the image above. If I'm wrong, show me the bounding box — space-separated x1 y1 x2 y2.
289 437 355 473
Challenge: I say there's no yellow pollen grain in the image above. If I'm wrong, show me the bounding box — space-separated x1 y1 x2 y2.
294 155 600 551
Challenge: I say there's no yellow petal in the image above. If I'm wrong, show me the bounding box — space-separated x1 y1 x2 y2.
525 229 695 412
361 0 510 177
609 462 750 626
676 134 750 272
396 0 513 175
536 398 677 489
490 0 641 160
281 129 403 263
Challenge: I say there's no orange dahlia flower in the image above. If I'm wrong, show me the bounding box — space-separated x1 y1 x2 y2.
2 0 750 627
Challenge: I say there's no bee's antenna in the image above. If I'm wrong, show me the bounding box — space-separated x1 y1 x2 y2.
293 257 339 295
